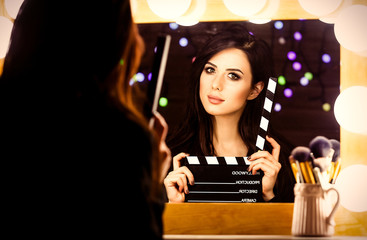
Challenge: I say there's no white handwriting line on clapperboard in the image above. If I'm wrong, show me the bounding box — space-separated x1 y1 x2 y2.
188 200 242 203
189 191 239 194
194 182 235 185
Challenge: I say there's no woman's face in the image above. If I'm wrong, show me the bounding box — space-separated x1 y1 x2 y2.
199 48 260 118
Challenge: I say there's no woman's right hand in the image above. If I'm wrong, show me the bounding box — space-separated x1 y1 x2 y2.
164 152 195 203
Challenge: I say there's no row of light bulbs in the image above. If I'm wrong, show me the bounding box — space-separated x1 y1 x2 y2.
2 0 367 56
142 0 367 57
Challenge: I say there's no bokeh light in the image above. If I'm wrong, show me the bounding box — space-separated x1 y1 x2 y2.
179 37 189 47
274 103 282 112
322 53 331 63
300 76 309 86
169 22 179 30
334 5 367 53
274 21 283 30
334 86 367 135
335 164 367 212
284 88 293 98
176 0 206 26
147 0 191 20
292 61 302 71
304 72 313 80
159 97 168 107
297 0 342 17
278 75 286 86
135 72 145 82
322 102 331 112
294 31 302 41
222 0 267 17
287 51 297 61
278 37 286 45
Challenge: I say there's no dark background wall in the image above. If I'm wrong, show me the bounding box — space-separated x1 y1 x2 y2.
136 20 340 148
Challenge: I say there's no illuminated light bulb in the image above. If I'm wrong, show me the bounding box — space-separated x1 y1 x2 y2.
192 57 196 63
4 0 24 19
304 72 313 80
0 16 13 59
334 86 367 135
334 5 367 53
179 37 189 47
335 164 367 212
287 51 296 61
250 0 279 23
274 21 283 30
278 75 286 86
297 0 342 17
176 0 206 26
222 0 267 17
147 0 192 20
300 76 309 86
159 97 168 107
135 72 145 82
169 23 179 30
319 17 336 24
274 103 282 112
249 19 271 24
294 31 302 41
322 103 331 112
148 73 152 81
292 61 302 71
284 88 293 98
278 37 286 45
322 53 331 63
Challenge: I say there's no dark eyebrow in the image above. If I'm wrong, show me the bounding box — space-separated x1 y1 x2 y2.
226 68 244 75
206 62 217 68
206 61 244 75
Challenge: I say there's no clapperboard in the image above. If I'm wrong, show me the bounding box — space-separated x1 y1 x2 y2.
183 77 278 203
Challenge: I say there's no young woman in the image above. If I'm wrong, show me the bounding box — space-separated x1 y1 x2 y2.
0 0 170 238
164 25 295 203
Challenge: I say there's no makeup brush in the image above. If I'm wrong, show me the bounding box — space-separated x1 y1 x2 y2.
291 146 314 184
289 155 300 183
309 136 334 188
329 139 341 184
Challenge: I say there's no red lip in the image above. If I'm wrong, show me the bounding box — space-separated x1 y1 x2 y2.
208 95 225 104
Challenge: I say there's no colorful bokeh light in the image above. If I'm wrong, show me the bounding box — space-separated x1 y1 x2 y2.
278 75 286 85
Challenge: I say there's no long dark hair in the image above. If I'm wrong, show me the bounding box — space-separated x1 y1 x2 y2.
0 0 163 197
168 25 273 156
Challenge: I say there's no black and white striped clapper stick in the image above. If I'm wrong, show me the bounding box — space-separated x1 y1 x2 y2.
256 77 278 151
183 156 263 203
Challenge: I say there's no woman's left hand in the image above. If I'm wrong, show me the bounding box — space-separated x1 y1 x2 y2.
247 136 281 201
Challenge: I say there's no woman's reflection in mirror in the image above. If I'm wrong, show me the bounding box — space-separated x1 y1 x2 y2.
164 24 295 203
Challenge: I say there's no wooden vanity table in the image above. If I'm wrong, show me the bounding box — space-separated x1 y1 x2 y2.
163 203 293 235
163 203 367 239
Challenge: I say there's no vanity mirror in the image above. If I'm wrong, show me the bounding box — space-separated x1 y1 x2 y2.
131 0 367 235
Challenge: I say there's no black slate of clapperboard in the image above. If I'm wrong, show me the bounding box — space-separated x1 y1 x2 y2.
183 156 264 202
